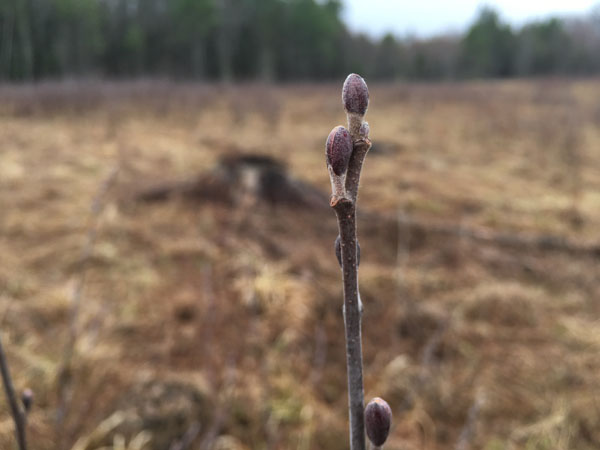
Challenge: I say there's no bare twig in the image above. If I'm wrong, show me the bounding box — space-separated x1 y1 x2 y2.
420 319 450 373
67 165 120 345
327 74 373 450
56 165 119 442
397 315 451 413
0 332 27 450
333 198 366 450
198 361 238 450
455 391 485 450
169 422 202 450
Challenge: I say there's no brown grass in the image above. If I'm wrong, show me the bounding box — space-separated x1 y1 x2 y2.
1 79 600 450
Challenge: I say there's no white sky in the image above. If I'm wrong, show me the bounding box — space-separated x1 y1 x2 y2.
343 0 599 38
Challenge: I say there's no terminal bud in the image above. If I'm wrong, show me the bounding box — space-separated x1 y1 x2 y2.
342 73 369 116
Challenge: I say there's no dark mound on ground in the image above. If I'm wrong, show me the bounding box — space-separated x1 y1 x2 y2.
134 153 328 209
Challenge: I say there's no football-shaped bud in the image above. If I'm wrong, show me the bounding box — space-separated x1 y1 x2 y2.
365 397 392 447
326 126 353 176
342 73 369 116
21 388 34 413
335 235 360 268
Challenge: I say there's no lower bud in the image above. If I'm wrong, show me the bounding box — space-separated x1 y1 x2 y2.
365 397 392 447
335 235 360 268
21 388 34 413
326 126 353 176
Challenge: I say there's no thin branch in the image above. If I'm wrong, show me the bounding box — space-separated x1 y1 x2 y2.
420 319 450 372
169 422 201 450
328 74 373 450
455 391 485 450
0 332 27 450
333 198 366 450
56 165 119 442
68 165 120 347
344 139 371 203
199 361 238 450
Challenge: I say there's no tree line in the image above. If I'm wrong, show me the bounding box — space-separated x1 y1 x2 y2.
1 0 600 81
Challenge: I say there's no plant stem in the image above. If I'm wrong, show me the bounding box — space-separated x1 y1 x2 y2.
345 139 370 203
333 198 365 450
329 74 371 450
0 333 27 450
331 136 371 450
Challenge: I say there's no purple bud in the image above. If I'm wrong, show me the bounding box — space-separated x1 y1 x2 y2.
342 73 369 116
365 397 392 447
21 388 34 413
326 126 353 176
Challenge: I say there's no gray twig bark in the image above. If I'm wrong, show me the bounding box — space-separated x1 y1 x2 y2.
333 197 365 450
0 333 27 450
327 75 372 450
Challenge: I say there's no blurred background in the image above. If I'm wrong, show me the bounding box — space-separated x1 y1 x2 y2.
1 1 600 449
2 0 600 80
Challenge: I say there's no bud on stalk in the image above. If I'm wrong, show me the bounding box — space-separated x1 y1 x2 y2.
365 397 392 448
21 389 33 413
326 126 353 176
343 74 369 117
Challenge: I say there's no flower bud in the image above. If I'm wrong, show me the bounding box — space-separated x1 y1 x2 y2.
342 73 369 116
365 397 392 447
359 122 370 139
326 126 353 176
21 388 34 413
335 235 360 268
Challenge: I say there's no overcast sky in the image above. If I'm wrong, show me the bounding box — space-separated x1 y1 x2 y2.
343 0 599 38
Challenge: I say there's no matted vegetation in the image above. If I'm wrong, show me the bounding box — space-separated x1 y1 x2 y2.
1 79 600 449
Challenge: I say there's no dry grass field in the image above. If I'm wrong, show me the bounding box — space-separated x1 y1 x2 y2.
1 79 600 450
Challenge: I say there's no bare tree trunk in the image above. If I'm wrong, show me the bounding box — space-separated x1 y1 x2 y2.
1 3 15 79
